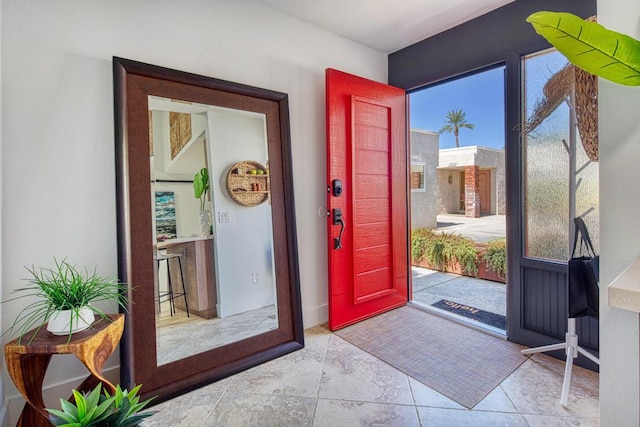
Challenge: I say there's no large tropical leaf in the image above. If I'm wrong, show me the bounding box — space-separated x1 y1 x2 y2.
527 11 640 86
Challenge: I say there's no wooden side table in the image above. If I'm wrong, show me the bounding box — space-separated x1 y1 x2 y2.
4 314 124 427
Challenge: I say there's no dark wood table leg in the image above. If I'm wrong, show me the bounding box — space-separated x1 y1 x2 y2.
5 353 53 427
4 315 124 427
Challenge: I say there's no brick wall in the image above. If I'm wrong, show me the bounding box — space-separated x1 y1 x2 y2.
464 165 480 218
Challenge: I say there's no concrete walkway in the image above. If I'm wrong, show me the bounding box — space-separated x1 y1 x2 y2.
412 215 507 332
412 267 506 316
411 266 507 333
435 214 506 243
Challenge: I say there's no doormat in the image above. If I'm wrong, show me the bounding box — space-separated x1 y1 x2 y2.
431 299 506 330
334 306 526 409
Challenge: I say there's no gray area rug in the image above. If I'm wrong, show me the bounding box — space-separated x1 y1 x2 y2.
334 305 527 408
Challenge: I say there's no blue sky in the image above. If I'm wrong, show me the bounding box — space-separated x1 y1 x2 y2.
409 66 506 150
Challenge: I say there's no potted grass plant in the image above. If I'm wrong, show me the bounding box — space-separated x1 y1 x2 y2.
3 258 128 343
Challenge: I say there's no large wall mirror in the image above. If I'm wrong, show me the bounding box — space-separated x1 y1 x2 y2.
113 57 303 403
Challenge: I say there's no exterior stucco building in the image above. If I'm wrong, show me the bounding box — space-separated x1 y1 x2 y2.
410 129 506 229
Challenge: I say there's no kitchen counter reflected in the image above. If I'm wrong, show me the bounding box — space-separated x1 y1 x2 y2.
158 235 217 319
157 234 214 249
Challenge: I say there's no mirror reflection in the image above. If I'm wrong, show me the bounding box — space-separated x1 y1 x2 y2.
148 96 278 365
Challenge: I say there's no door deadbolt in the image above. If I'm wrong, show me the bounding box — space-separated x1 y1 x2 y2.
332 179 343 197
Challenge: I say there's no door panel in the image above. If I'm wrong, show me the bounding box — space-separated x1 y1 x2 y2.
326 68 408 330
479 170 490 213
355 245 391 273
522 262 598 350
508 49 599 369
354 222 389 245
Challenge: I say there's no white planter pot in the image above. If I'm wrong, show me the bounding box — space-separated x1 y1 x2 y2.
47 307 95 335
197 209 211 236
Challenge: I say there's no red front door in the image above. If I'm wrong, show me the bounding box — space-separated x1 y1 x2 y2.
326 68 408 331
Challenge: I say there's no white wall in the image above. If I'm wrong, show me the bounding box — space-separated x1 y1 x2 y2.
410 130 439 229
439 146 478 166
1 0 386 415
437 169 462 214
151 109 208 239
599 2 640 425
209 109 275 317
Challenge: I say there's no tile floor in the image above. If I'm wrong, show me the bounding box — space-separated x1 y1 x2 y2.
142 323 599 426
156 303 277 365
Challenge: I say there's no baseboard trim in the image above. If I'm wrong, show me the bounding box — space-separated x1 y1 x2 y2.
303 303 327 329
0 399 9 427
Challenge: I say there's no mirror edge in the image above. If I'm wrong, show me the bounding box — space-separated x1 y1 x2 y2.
113 56 304 402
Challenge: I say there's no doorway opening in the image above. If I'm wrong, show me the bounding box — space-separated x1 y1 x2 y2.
408 65 507 336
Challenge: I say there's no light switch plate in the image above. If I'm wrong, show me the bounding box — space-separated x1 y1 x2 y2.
218 211 230 223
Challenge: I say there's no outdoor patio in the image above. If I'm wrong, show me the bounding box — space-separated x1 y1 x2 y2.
434 213 506 243
412 266 506 335
411 213 507 334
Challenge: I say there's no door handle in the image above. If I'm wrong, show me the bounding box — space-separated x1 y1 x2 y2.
333 208 345 249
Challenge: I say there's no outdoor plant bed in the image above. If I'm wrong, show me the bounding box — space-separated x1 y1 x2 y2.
411 228 506 283
412 256 505 283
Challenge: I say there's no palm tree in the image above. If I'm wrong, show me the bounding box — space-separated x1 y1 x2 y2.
439 109 475 148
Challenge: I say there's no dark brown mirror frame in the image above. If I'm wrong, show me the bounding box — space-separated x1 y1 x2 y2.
113 57 304 403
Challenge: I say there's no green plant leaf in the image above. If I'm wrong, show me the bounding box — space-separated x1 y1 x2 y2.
193 168 210 210
72 390 88 420
48 407 79 424
60 398 80 419
527 11 640 86
193 171 204 199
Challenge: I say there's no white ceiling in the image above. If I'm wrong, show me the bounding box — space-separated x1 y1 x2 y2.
254 0 514 53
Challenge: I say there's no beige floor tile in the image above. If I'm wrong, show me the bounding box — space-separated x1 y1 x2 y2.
301 324 333 350
501 354 599 418
408 377 464 409
143 377 232 426
523 414 600 426
473 385 518 412
313 399 420 427
224 324 331 398
201 392 316 427
318 335 414 405
226 336 327 397
142 325 600 426
417 407 529 426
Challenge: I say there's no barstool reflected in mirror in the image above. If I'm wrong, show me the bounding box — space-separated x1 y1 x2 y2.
155 252 189 317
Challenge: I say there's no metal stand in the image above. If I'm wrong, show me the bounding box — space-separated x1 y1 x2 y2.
521 318 599 406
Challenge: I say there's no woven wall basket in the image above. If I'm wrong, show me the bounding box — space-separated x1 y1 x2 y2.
225 160 270 207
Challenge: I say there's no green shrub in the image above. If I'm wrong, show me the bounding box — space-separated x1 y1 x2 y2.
483 238 507 279
450 237 479 276
410 228 479 275
410 228 435 262
427 240 447 270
